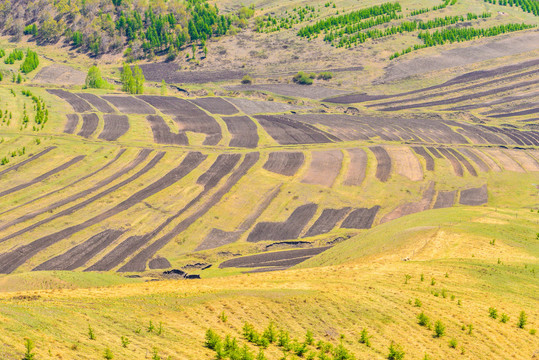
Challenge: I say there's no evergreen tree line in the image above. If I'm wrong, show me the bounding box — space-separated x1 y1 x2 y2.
325 13 491 48
410 0 456 16
20 50 39 74
390 22 535 59
297 2 402 37
484 0 539 16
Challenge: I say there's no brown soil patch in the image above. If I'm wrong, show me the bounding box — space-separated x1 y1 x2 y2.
247 203 318 242
369 146 391 182
222 116 259 148
225 97 310 115
146 115 188 145
303 208 351 237
47 89 92 112
219 247 331 268
263 152 304 176
385 146 423 181
343 148 367 186
437 148 464 177
412 146 434 171
458 148 489 172
190 97 238 115
505 149 539 172
102 96 156 114
340 206 380 229
301 150 343 187
228 84 350 100
459 184 488 206
34 64 85 86
256 115 338 145
99 115 129 141
473 149 502 172
483 149 525 172
433 190 456 209
78 113 99 138
64 114 79 134
380 182 435 224
76 93 115 113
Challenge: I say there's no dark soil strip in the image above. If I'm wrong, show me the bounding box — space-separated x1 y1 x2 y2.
0 149 150 235
78 113 99 138
458 148 489 172
343 148 367 186
0 152 205 274
324 59 539 104
138 95 205 116
64 114 79 134
33 229 125 271
427 147 443 159
174 115 222 146
223 116 259 148
0 147 56 178
412 146 434 171
76 93 115 113
303 208 351 237
146 115 189 145
102 96 156 114
437 148 464 177
340 206 380 229
219 246 331 268
459 185 488 206
90 154 242 271
263 152 304 176
380 182 435 224
0 155 85 200
190 97 238 115
118 152 259 272
489 107 539 118
369 146 391 182
255 115 339 145
99 114 130 141
196 185 282 251
446 148 477 176
148 257 171 269
380 79 538 111
433 190 456 209
0 149 126 217
47 89 93 112
247 203 318 242
371 69 539 108
138 63 247 84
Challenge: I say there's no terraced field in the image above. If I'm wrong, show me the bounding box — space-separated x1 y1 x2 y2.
0 64 536 276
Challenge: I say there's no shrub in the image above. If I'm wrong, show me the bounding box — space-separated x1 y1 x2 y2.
22 338 35 360
488 307 498 319
418 312 430 327
332 343 353 360
404 274 411 284
205 329 221 350
317 71 333 80
305 330 314 345
152 348 161 360
104 348 114 360
431 278 436 286
121 336 130 348
241 75 253 84
434 321 445 337
500 313 509 323
88 325 96 340
448 338 457 348
292 71 313 85
387 342 405 360
517 311 527 329
530 329 536 335
85 65 112 89
147 320 155 332
359 328 370 347
262 322 277 343
20 50 39 74
219 311 228 323
414 299 422 307
256 349 267 360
